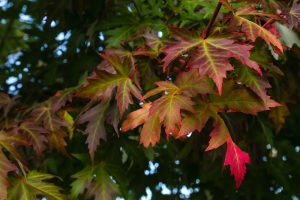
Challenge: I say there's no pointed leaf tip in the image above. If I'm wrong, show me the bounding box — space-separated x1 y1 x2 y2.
224 138 250 189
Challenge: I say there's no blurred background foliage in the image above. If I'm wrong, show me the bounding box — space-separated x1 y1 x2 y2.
1 0 300 199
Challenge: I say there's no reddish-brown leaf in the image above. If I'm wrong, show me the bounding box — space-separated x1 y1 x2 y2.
78 100 110 161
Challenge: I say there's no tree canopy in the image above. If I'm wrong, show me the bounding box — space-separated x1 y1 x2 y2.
1 0 300 199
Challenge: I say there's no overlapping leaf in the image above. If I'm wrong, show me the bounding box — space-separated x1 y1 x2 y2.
8 171 66 200
287 2 300 28
77 100 110 161
0 150 16 200
162 29 261 94
78 54 141 116
31 102 69 154
70 163 120 200
123 71 214 146
17 122 48 156
232 9 283 52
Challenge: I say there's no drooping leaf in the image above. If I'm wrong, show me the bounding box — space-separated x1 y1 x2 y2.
18 122 48 156
177 104 210 138
0 130 27 162
287 2 300 28
70 163 120 200
0 150 16 200
224 137 250 189
210 80 279 114
139 113 161 147
122 103 161 147
0 93 17 116
238 66 273 103
31 102 69 154
8 171 66 200
268 103 290 133
232 11 283 52
205 116 229 151
122 103 152 132
77 100 110 161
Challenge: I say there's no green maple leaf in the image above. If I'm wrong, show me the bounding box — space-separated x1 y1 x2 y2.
71 163 120 200
8 171 66 200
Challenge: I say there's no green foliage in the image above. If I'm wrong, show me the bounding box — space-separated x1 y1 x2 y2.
1 0 300 199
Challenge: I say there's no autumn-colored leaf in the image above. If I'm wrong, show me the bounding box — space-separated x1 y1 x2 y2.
18 122 48 156
268 103 290 133
205 116 229 151
0 93 18 116
78 54 141 116
189 38 262 94
0 150 16 200
32 103 69 154
8 171 66 200
162 29 261 94
210 80 279 114
77 100 110 161
139 113 161 147
0 130 27 162
287 2 300 28
224 137 250 189
232 12 283 52
122 103 151 132
149 94 194 136
177 104 210 138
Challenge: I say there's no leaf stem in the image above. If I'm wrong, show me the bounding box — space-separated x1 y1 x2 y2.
132 0 143 19
204 2 223 39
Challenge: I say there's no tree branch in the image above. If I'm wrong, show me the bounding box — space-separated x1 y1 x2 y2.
0 18 14 52
204 2 222 39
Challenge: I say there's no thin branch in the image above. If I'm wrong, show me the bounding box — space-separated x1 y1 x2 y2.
0 18 14 52
132 0 143 19
204 2 223 39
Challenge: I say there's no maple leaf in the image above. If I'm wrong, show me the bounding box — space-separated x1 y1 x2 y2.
122 103 151 132
31 102 69 155
149 93 194 137
237 66 277 105
232 10 283 52
268 103 290 133
224 137 250 189
0 130 27 163
177 104 210 138
0 150 16 200
162 29 261 94
0 93 18 117
139 113 161 147
210 80 279 114
8 171 67 200
78 54 141 116
77 100 110 161
123 71 215 146
287 2 300 28
71 163 120 200
205 115 229 151
18 122 48 156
